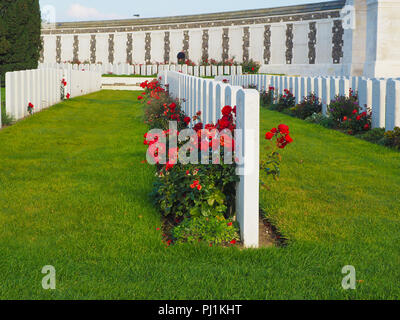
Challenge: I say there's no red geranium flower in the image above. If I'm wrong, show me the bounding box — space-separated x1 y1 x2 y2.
230 239 237 245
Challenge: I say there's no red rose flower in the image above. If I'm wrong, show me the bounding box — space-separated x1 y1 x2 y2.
278 124 290 135
194 123 203 131
218 118 231 130
222 106 232 116
285 135 293 144
265 132 274 140
165 161 175 171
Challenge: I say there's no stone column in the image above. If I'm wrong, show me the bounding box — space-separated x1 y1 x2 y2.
341 0 367 76
363 0 400 78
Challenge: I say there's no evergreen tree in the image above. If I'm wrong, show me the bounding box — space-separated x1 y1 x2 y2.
0 0 42 84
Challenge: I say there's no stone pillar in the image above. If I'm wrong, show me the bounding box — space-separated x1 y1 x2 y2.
341 0 367 76
363 0 400 78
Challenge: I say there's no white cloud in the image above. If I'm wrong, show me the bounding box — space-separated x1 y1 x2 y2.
67 3 123 20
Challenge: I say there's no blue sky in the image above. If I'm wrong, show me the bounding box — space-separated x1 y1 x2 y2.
39 0 332 22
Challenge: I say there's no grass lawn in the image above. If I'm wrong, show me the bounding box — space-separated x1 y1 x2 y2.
0 90 399 299
101 74 220 79
102 74 158 78
1 87 8 126
1 87 5 108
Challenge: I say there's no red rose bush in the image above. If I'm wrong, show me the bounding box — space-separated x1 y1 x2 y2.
139 79 240 246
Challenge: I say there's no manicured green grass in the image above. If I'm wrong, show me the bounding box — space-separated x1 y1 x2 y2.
0 91 399 299
102 74 157 78
1 87 5 106
1 87 12 126
102 74 221 79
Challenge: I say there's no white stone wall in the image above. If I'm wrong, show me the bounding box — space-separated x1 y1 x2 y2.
114 33 127 64
132 32 145 64
364 0 400 78
169 30 184 63
44 35 56 64
293 23 309 65
78 34 91 63
40 2 355 76
42 19 342 71
188 29 202 63
270 25 286 65
61 35 74 62
208 28 223 61
316 20 334 64
95 34 108 64
150 31 164 64
229 27 244 62
249 26 264 63
41 1 400 78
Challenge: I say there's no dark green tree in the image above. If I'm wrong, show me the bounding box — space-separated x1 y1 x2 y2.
0 0 42 85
